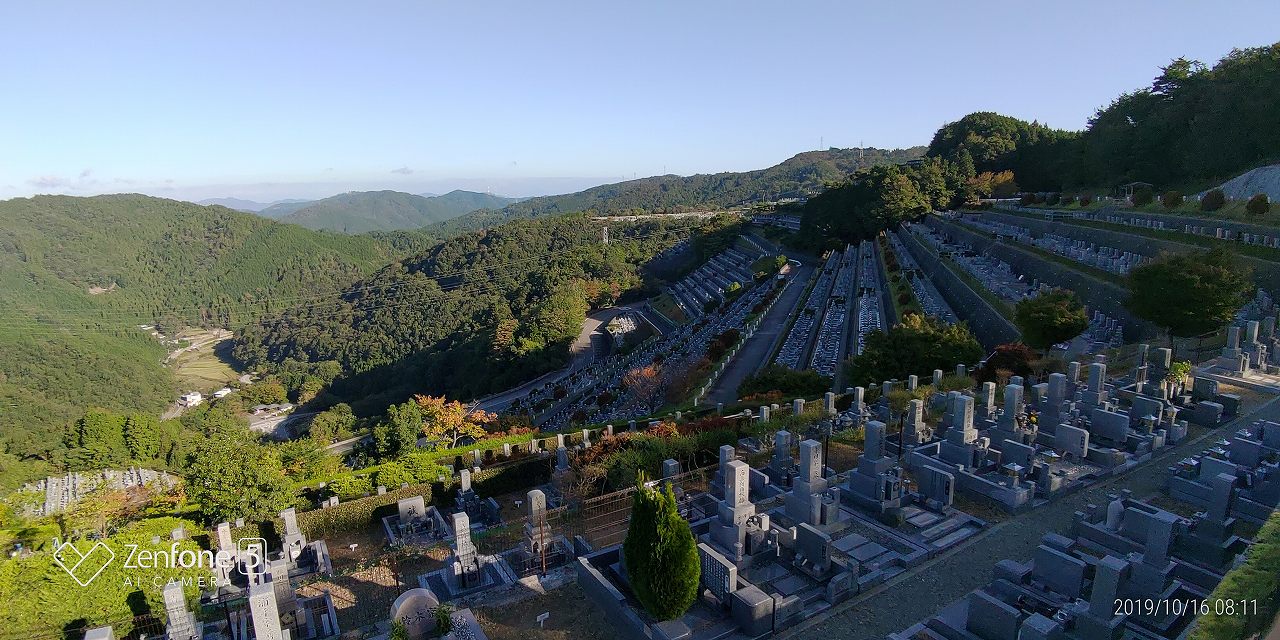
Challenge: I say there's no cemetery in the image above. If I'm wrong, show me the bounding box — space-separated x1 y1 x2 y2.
1194 304 1280 393
889 490 1248 640
204 509 339 639
35 216 1280 640
901 348 1224 512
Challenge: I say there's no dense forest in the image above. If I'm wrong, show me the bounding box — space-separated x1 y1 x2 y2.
0 194 424 479
927 43 1280 192
800 43 1280 247
427 147 926 236
233 214 718 414
278 189 521 233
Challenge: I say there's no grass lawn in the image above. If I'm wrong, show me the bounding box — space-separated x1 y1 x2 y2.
648 291 687 325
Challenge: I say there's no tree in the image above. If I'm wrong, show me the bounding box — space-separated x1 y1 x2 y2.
123 413 161 461
738 365 832 399
976 343 1037 383
374 461 415 488
990 171 1019 198
1132 186 1155 206
1126 249 1254 337
1014 289 1088 351
186 434 292 523
296 376 324 404
308 403 356 444
1161 190 1184 209
1200 188 1225 212
241 379 288 406
622 364 662 410
415 395 494 449
1247 194 1271 215
844 315 984 386
65 409 129 470
623 477 699 621
374 400 424 458
276 439 342 482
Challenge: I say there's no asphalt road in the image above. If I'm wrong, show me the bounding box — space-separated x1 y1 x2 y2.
705 262 816 405
782 392 1280 640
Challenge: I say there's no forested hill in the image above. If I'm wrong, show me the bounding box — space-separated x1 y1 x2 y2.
233 213 723 414
926 43 1280 192
278 189 521 233
0 194 412 469
428 146 926 236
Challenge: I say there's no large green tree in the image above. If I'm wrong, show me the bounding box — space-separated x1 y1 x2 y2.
1126 249 1254 337
1014 289 1089 351
800 164 929 247
623 478 699 621
185 434 293 523
845 314 984 386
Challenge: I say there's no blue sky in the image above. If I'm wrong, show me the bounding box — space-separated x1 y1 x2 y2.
2 1 1277 202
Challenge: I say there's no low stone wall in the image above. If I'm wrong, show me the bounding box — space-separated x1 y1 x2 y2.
896 227 1020 350
574 552 650 640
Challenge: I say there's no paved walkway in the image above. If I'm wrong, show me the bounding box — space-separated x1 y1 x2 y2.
783 393 1280 640
705 262 815 405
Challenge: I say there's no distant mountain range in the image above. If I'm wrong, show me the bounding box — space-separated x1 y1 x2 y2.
234 190 520 233
427 146 926 236
196 197 310 213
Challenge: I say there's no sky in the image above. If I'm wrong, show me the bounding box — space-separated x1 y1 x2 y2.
2 1 1277 203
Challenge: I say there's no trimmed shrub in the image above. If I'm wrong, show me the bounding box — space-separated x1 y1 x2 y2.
1161 190 1183 209
623 479 699 621
1247 193 1271 216
374 461 415 489
328 474 374 501
1200 188 1225 212
1132 187 1154 206
1079 194 1093 206
1189 508 1280 640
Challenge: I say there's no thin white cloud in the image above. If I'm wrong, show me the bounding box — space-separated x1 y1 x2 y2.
28 175 71 189
390 166 414 175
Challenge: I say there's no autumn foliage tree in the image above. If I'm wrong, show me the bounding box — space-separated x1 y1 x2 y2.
414 395 495 449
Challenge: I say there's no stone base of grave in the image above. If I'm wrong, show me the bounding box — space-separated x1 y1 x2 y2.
381 507 452 545
418 555 517 602
499 535 575 576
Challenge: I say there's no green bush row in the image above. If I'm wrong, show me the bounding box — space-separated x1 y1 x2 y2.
1190 508 1280 640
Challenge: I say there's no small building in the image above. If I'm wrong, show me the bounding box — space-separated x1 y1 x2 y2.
212 387 233 399
179 391 203 407
1118 181 1154 199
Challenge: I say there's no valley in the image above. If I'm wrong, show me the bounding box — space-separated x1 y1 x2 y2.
1 29 1279 640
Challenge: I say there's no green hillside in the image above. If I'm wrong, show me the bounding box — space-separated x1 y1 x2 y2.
279 189 521 233
429 146 926 236
926 43 1280 193
234 213 720 414
0 194 407 479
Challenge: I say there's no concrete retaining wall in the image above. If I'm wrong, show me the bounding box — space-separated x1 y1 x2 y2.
895 228 1020 350
927 216 1157 342
983 210 1280 293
